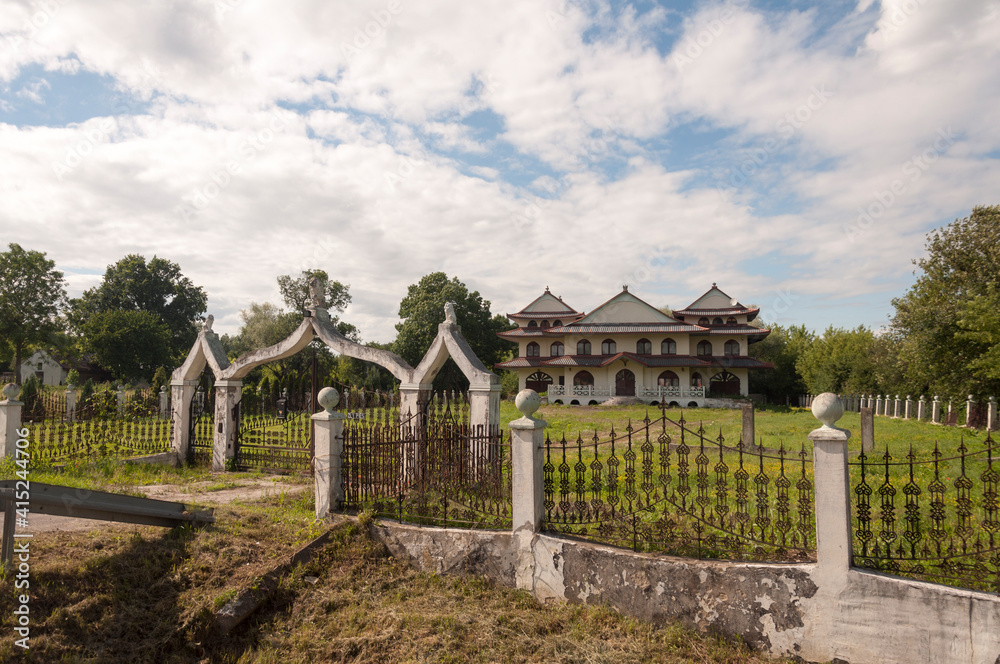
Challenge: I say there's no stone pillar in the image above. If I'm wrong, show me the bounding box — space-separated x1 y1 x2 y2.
989 396 998 432
904 395 912 420
741 402 755 448
0 384 24 459
510 390 547 535
313 388 346 519
875 395 883 416
966 395 976 427
860 406 874 453
948 398 954 425
808 393 853 582
917 395 926 421
932 396 941 424
65 384 77 423
469 379 502 434
399 382 432 426
212 380 242 472
893 395 902 418
159 385 169 419
170 379 198 462
116 385 126 415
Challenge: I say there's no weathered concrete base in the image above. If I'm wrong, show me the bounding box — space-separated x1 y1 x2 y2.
368 519 1000 664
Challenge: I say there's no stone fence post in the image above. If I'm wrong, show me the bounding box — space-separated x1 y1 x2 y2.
932 395 941 424
116 385 126 415
159 386 169 419
809 393 853 584
904 395 912 420
917 395 926 421
989 396 998 432
875 395 883 416
313 387 346 519
65 384 77 422
511 390 546 535
966 395 975 427
0 384 23 459
860 406 874 453
893 395 901 418
742 402 755 448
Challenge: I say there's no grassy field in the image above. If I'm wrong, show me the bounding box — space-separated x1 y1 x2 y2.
0 484 794 664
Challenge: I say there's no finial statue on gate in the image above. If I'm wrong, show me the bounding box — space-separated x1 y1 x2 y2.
202 314 214 332
444 301 457 325
309 276 326 309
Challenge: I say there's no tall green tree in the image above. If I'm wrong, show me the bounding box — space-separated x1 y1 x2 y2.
394 273 515 391
70 255 207 365
890 205 1000 396
82 310 172 381
796 326 879 395
748 323 814 402
0 243 67 383
277 269 351 313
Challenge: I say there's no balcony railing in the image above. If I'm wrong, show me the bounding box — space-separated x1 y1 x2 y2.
546 385 705 399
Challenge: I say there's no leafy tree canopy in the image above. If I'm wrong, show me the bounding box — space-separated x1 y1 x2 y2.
70 255 207 365
394 272 515 390
795 325 878 395
0 243 67 382
748 323 814 401
81 309 172 381
890 205 1000 396
277 269 350 313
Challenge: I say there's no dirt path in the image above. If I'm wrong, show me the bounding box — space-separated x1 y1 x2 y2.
2 476 310 534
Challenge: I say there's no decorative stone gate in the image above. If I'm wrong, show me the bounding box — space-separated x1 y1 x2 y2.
170 283 501 471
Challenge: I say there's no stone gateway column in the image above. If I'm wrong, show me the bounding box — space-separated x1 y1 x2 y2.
212 380 242 472
313 388 346 518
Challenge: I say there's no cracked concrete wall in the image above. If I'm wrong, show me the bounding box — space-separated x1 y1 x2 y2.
367 520 1000 664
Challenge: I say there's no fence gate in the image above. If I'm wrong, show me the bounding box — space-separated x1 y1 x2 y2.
188 373 215 465
232 400 313 472
342 409 512 529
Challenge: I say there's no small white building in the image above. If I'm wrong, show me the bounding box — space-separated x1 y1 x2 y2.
495 285 773 406
20 350 68 386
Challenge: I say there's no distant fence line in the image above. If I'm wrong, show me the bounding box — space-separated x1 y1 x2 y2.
799 393 998 430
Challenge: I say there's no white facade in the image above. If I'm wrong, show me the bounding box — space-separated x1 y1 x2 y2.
20 350 67 386
496 286 772 406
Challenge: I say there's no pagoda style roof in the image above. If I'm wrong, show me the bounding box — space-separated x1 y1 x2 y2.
673 283 760 321
550 323 705 335
507 288 582 320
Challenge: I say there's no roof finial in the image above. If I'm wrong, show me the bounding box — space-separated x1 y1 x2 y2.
623 284 629 292
545 285 550 292
712 282 717 288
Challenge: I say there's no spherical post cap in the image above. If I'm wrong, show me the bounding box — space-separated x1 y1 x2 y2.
317 386 340 412
515 389 541 418
2 383 20 401
811 392 844 428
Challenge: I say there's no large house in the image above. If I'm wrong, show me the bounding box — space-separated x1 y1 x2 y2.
495 285 772 406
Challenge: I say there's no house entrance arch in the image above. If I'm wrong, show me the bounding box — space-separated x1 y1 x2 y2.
615 369 636 397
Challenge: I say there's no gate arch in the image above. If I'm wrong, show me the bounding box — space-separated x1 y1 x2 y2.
171 287 500 471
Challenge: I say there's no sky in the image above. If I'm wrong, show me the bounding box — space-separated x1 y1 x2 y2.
1 0 998 344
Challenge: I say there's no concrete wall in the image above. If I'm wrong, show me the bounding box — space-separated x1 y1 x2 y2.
369 520 1000 664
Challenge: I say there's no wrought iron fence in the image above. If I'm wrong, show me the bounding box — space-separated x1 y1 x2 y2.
233 408 312 472
543 411 815 562
851 433 1000 593
24 416 172 463
341 410 512 529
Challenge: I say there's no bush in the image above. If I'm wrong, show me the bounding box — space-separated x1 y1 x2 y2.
66 368 81 386
19 374 41 417
151 366 168 394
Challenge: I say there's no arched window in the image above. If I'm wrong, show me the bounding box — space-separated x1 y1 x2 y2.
696 340 712 356
724 339 740 356
577 340 591 355
601 339 616 355
552 320 562 327
541 320 550 328
712 317 723 325
526 342 540 357
550 342 564 357
636 338 652 355
573 370 594 386
726 316 737 325
698 317 710 325
526 371 553 392
657 371 679 387
691 372 704 387
528 320 538 328
661 338 676 355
